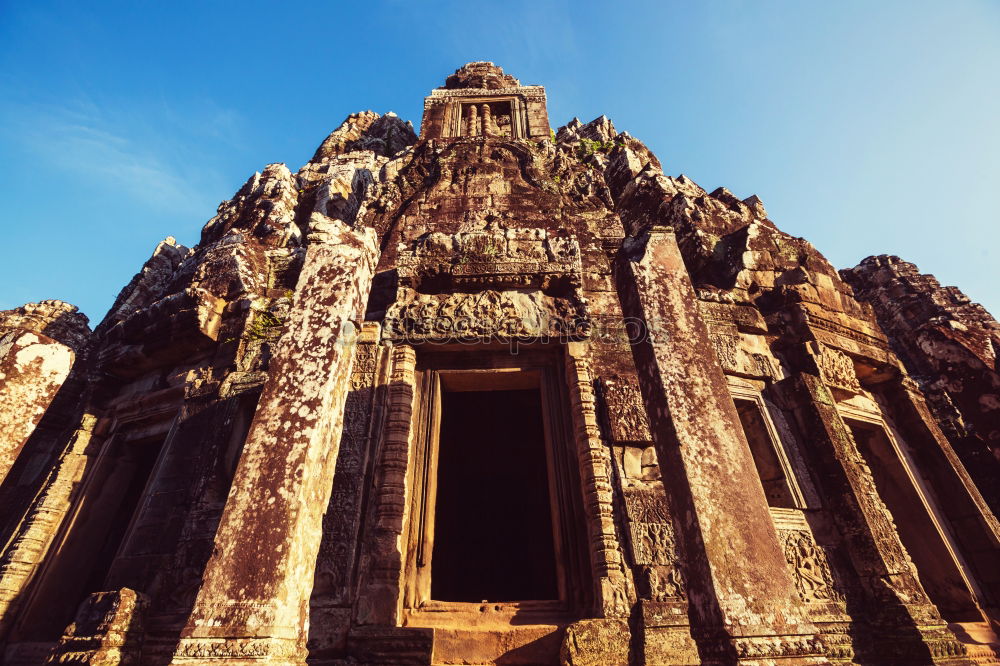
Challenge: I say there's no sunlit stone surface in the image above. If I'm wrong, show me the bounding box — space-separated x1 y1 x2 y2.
1 62 998 665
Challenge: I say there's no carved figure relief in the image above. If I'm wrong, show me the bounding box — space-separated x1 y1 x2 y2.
640 565 686 601
709 331 740 371
815 344 862 394
383 288 589 343
598 377 652 444
630 521 676 566
621 487 685 600
778 529 842 603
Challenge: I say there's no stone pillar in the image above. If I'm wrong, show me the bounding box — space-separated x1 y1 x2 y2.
875 377 1000 625
880 376 1000 551
614 227 821 660
354 344 417 627
465 104 478 137
774 372 972 663
0 415 99 640
564 344 631 618
0 330 75 486
44 588 147 665
171 219 379 664
481 103 492 136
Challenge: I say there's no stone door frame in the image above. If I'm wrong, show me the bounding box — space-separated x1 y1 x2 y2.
400 347 592 627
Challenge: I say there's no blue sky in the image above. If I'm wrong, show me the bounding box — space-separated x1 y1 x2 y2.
1 0 998 323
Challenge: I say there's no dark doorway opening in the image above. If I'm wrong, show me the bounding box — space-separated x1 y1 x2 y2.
431 388 558 602
81 438 162 595
846 419 982 622
15 434 164 641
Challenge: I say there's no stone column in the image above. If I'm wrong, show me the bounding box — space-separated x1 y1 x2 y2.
560 345 660 666
774 372 971 662
354 344 417 627
564 344 631 618
171 218 379 664
465 104 478 137
614 227 822 660
0 330 75 485
0 415 99 640
481 103 493 136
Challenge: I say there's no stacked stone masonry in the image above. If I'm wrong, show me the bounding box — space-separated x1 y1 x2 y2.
1 62 998 665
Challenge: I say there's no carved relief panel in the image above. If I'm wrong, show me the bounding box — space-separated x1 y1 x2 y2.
383 229 590 344
597 376 652 445
622 488 685 602
779 528 842 604
313 322 384 608
814 343 862 396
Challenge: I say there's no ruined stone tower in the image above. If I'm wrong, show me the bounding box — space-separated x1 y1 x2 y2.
1 62 999 665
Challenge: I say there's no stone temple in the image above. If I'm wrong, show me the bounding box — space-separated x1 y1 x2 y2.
1 62 999 665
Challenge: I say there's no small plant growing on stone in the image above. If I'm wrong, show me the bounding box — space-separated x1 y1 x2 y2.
575 138 616 160
245 310 284 341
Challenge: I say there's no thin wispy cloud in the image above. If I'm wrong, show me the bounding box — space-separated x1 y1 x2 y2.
0 94 242 220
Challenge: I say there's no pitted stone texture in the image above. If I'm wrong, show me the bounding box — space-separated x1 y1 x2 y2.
200 163 302 248
2 62 997 666
560 618 630 666
444 61 520 89
0 300 90 351
0 329 75 484
309 110 416 162
172 219 379 663
844 255 1000 512
615 228 818 638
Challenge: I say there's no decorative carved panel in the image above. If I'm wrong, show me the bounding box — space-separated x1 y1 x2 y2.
621 487 685 601
384 229 590 344
778 528 842 604
383 288 588 343
314 323 382 607
815 344 862 395
598 377 652 444
397 229 582 291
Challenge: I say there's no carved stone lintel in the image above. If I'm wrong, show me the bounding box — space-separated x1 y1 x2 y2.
219 370 267 398
397 229 581 288
172 637 300 661
383 287 589 343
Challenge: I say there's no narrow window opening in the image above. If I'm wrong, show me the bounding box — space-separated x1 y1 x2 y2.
431 387 558 602
734 398 797 509
459 100 515 137
846 419 982 622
